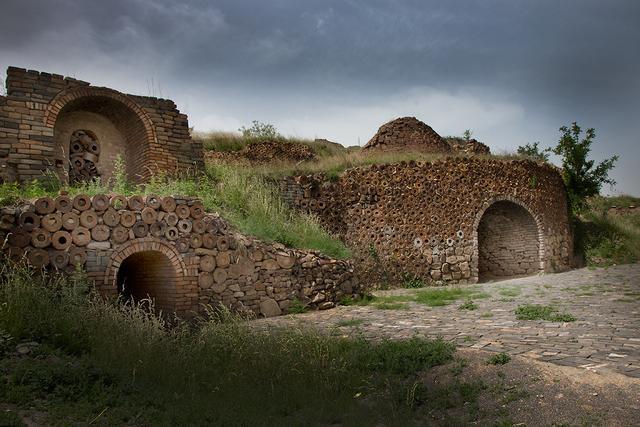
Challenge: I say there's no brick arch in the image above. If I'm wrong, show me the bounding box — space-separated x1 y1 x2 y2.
471 196 545 282
44 86 157 144
104 238 190 313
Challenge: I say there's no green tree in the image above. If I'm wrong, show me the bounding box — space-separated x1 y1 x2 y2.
462 129 472 142
239 121 280 140
552 122 618 213
517 142 550 161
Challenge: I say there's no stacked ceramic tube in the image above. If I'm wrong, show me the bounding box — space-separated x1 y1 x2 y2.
0 194 226 271
205 140 315 165
280 157 572 286
68 130 101 183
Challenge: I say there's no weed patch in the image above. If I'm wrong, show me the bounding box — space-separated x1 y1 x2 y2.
487 352 511 365
515 304 576 322
414 287 489 307
458 300 478 311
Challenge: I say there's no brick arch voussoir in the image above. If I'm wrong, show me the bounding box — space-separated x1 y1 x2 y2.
44 86 157 145
103 238 187 292
471 195 546 279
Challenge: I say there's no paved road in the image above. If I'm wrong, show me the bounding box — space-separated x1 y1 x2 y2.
258 263 640 378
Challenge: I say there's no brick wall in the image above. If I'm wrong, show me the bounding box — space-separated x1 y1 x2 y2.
477 201 541 280
0 67 203 184
1 194 358 317
280 157 572 285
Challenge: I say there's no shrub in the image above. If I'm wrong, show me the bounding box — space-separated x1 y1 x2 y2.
516 142 549 162
486 352 511 365
552 122 618 213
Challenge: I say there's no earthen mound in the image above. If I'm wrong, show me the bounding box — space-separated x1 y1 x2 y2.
363 117 451 153
364 116 491 156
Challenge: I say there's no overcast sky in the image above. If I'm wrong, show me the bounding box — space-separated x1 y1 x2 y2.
1 0 638 195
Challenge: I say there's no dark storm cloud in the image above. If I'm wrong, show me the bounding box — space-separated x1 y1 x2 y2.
1 0 639 193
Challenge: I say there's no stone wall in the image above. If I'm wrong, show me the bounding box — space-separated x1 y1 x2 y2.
0 194 357 317
280 157 572 285
0 66 203 184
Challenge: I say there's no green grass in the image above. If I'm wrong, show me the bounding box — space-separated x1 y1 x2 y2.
498 287 521 297
287 298 307 314
573 196 640 267
458 300 479 311
375 302 409 310
486 352 511 365
481 312 494 318
193 131 347 158
0 265 456 425
414 287 490 307
0 163 350 259
515 304 576 322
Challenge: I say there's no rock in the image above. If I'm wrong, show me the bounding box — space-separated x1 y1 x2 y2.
319 301 335 310
276 254 296 269
262 259 279 270
260 298 282 317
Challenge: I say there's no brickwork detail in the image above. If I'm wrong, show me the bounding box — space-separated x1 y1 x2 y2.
280 157 572 285
0 67 203 184
1 194 357 317
477 200 541 280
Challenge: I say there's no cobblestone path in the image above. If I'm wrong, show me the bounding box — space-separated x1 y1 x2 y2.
258 263 640 378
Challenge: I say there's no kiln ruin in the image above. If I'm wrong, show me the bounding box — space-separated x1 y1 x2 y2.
0 67 573 316
0 66 203 184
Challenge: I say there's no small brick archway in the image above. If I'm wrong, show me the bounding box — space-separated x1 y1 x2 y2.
472 196 545 282
44 86 159 183
103 239 196 314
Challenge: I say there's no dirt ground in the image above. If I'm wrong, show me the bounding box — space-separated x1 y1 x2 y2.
418 347 640 426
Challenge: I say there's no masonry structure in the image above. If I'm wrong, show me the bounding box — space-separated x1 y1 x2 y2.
281 156 572 284
0 194 356 316
0 67 203 184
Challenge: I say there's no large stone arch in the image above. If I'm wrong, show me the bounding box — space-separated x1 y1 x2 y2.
103 238 191 313
44 87 158 183
471 196 545 282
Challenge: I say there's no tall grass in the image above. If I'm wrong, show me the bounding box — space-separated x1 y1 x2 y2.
0 265 455 425
573 195 640 266
193 130 346 157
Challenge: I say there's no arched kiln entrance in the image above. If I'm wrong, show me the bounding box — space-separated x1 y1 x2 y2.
47 87 157 183
477 200 542 281
116 250 179 313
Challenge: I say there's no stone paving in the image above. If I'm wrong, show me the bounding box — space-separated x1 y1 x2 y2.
258 263 640 378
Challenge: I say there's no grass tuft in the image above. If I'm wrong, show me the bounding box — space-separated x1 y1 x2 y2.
515 304 576 322
486 352 511 365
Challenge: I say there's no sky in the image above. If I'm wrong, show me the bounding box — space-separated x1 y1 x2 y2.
1 0 638 195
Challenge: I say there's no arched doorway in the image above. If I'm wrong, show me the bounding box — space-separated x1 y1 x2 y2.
116 250 179 313
47 88 157 183
477 200 541 281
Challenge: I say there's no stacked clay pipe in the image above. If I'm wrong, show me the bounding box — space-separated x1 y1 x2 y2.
280 157 572 286
69 130 101 183
205 140 315 165
0 193 226 271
